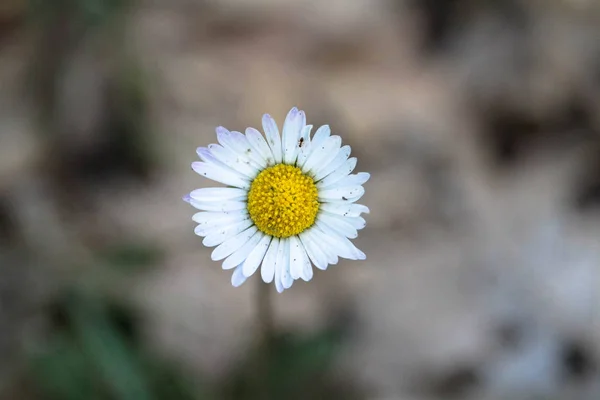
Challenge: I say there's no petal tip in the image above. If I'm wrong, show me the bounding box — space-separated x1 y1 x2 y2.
261 272 273 284
210 248 222 260
231 271 247 287
215 126 229 135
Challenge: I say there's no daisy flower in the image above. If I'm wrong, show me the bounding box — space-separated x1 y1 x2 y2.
184 107 369 293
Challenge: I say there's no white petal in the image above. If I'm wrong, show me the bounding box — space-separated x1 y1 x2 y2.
215 126 230 136
307 142 343 177
313 145 351 181
299 231 329 270
346 216 366 230
202 219 254 247
319 185 365 203
301 124 313 141
307 228 341 264
275 267 284 293
319 203 370 217
216 128 263 168
311 223 355 259
242 234 272 277
302 136 342 175
197 146 232 167
282 107 305 165
192 210 248 226
288 235 304 280
196 146 226 166
191 162 250 189
194 213 248 236
210 225 258 259
320 172 370 190
314 221 366 260
295 125 313 166
196 146 257 180
338 236 366 260
312 125 331 147
190 187 247 202
187 198 247 212
280 239 293 289
207 144 260 179
322 194 365 205
316 158 357 189
198 146 250 178
304 228 338 265
274 238 290 293
198 144 257 179
231 131 268 168
317 212 358 239
195 224 227 238
194 225 213 237
246 127 275 166
231 264 248 287
215 127 241 153
262 114 282 163
261 237 279 283
296 125 330 169
298 238 313 282
222 230 264 270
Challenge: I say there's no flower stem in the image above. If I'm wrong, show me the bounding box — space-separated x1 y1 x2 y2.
257 278 274 343
256 279 274 398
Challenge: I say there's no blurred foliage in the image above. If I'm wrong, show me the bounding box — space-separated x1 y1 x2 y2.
96 241 164 273
220 328 364 400
18 240 356 400
28 291 204 400
27 0 130 29
102 56 160 182
26 0 159 184
0 0 25 39
25 287 358 400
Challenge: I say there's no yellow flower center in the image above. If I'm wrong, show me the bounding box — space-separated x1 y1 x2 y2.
247 164 319 238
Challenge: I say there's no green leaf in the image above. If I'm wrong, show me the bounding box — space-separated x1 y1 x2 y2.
69 298 155 400
29 290 210 400
30 333 100 400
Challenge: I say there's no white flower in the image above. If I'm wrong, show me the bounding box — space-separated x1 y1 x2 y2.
184 107 369 292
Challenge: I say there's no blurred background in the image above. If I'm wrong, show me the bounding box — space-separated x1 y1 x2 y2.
1 0 600 399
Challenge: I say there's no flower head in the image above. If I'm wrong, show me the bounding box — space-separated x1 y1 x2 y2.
184 107 369 292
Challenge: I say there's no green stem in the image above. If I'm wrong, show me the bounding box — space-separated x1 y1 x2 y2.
257 279 274 343
256 279 274 398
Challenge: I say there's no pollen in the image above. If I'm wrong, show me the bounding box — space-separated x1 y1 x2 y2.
247 164 319 238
